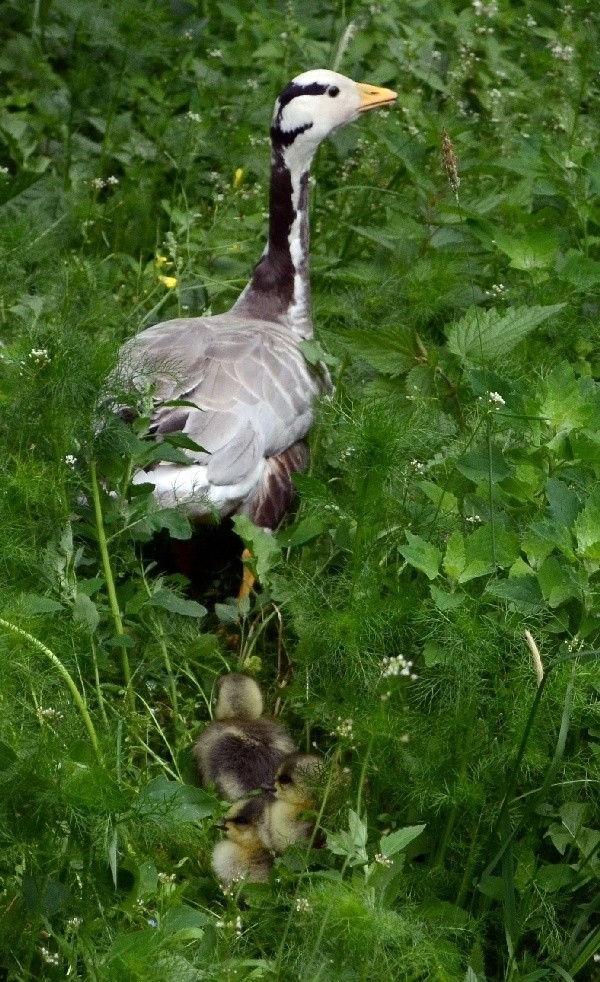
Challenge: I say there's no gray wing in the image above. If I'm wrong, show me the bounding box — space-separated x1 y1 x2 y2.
116 313 324 487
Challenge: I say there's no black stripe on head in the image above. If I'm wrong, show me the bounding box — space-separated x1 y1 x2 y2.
274 80 329 127
270 120 313 149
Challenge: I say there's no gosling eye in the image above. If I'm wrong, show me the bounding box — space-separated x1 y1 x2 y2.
233 816 249 825
328 85 340 98
278 773 293 786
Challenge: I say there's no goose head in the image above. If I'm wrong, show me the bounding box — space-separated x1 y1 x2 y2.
214 672 263 721
272 69 396 169
221 795 270 848
270 752 324 806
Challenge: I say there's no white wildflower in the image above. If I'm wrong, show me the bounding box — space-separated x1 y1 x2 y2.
106 175 119 186
294 897 312 914
28 348 51 366
65 454 77 468
488 390 506 407
548 42 574 61
92 177 105 190
208 48 223 58
37 707 64 722
374 853 394 868
187 111 202 122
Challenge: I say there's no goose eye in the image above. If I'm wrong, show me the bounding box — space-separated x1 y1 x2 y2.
234 816 249 825
278 773 293 785
328 86 340 98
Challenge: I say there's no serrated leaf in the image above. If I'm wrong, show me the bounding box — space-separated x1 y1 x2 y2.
539 362 598 441
573 490 600 560
150 508 193 541
328 324 417 376
19 594 64 614
149 588 206 618
557 253 600 290
380 824 425 857
447 304 564 365
443 531 466 580
398 531 441 580
73 593 100 632
485 576 544 613
137 776 217 824
232 514 281 581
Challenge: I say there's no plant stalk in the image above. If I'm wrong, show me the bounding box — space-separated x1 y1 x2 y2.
89 459 134 708
0 617 103 764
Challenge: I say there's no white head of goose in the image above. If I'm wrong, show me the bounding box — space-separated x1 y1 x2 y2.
115 70 396 535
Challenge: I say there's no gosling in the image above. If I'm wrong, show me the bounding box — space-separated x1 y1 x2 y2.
211 795 273 886
194 673 296 801
259 753 324 854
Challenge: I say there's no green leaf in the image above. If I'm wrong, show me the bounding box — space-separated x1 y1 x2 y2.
537 558 583 607
546 479 581 528
443 531 466 580
380 824 425 857
485 576 544 613
151 508 193 541
539 362 598 442
492 228 559 271
398 531 441 580
149 588 207 618
232 514 281 581
19 594 63 614
557 252 600 290
278 515 327 548
161 904 209 939
430 585 465 611
73 593 100 632
535 863 578 893
456 446 512 484
419 480 458 515
137 776 217 824
328 324 417 376
574 491 600 561
447 304 564 365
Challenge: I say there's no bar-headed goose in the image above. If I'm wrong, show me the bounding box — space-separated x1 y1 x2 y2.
113 70 396 535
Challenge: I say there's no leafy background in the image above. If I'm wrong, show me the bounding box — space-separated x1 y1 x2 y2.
0 0 599 979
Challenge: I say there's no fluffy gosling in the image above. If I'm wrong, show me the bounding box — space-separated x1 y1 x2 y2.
211 795 273 886
259 753 324 853
194 673 296 801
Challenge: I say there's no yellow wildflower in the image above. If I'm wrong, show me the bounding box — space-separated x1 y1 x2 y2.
158 275 178 289
233 167 244 189
155 254 170 267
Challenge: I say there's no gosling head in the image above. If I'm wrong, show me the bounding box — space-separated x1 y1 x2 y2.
221 795 271 848
271 753 324 806
214 673 263 721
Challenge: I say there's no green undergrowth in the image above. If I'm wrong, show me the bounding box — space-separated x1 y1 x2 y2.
1 0 599 979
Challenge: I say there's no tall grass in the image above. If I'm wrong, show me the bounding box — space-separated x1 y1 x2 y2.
0 0 599 978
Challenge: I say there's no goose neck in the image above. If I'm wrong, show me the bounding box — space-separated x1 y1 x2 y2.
232 141 315 340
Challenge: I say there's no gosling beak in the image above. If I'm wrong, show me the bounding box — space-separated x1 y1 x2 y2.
357 82 397 112
260 783 275 793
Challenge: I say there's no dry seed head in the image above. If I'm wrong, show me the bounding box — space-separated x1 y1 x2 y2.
441 129 460 196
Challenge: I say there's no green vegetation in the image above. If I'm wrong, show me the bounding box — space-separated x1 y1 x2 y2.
1 0 599 978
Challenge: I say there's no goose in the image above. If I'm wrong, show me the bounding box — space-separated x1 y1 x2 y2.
259 752 324 853
112 70 396 561
212 794 273 885
194 672 296 800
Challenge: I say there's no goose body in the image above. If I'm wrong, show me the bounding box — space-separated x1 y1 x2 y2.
114 70 396 529
194 673 296 801
212 795 273 885
259 753 324 853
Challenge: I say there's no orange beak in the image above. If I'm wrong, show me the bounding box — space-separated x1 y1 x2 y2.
357 82 397 112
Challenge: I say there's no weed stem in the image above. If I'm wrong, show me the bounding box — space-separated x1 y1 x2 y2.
89 459 134 708
0 617 103 764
